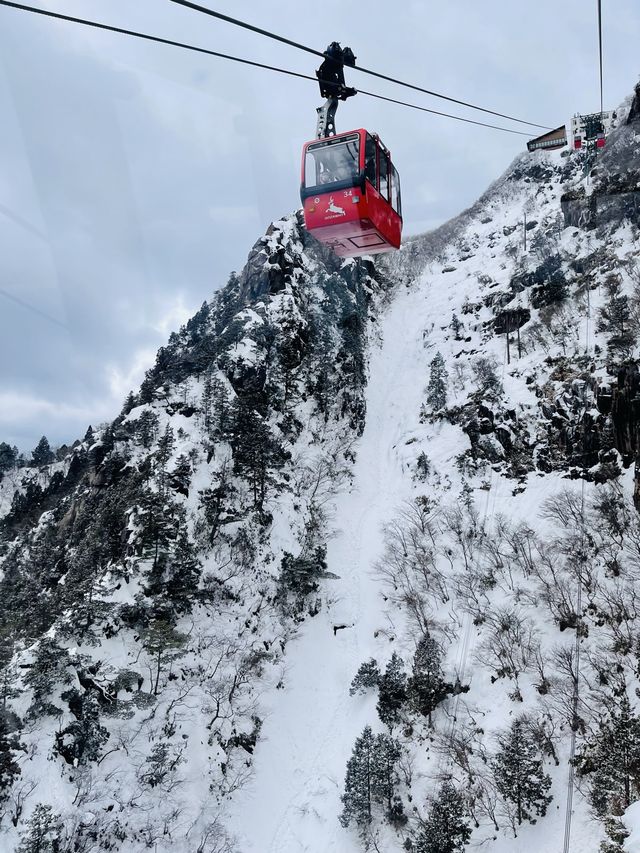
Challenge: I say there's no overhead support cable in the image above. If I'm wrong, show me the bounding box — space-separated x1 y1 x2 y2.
0 1 532 136
167 0 552 130
597 0 604 115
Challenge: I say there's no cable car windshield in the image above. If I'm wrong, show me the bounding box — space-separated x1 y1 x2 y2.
305 134 360 189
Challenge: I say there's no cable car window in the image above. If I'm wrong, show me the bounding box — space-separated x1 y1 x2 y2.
304 135 360 189
379 149 389 201
390 165 402 216
365 134 377 187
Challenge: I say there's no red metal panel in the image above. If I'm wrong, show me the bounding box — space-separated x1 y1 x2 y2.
302 182 401 258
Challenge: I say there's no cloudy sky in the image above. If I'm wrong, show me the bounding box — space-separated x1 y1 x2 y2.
1 0 638 451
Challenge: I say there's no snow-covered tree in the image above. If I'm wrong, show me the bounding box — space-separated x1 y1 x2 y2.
407 634 450 726
136 409 159 449
576 692 640 818
414 451 431 482
415 780 471 853
340 725 375 834
492 717 552 827
31 436 54 468
471 356 503 400
426 352 448 411
450 313 464 340
0 710 24 806
597 280 635 358
17 804 64 853
0 442 17 479
142 619 188 695
340 727 404 835
377 653 407 730
54 691 109 766
24 638 73 719
371 733 404 823
350 659 381 696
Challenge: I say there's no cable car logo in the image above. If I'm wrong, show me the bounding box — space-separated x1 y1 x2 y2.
326 195 346 217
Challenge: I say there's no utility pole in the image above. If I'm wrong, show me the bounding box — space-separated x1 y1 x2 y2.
506 312 511 365
523 211 527 252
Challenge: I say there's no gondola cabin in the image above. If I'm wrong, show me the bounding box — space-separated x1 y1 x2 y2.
300 129 402 258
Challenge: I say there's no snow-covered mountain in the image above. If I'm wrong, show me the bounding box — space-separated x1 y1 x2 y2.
1 82 639 853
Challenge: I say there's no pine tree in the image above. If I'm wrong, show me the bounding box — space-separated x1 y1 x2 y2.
407 634 450 726
199 463 235 544
415 451 431 482
450 313 464 340
600 816 630 853
576 693 640 817
59 544 110 644
0 710 24 806
54 691 109 766
120 391 138 417
142 619 188 695
155 423 175 497
597 281 635 358
0 617 20 709
168 454 192 497
24 638 73 718
31 436 54 467
210 373 231 440
137 488 178 576
350 659 381 695
426 352 448 411
17 804 63 853
0 442 17 479
371 733 403 821
277 547 327 604
162 528 202 616
471 356 503 400
230 398 286 507
415 781 471 853
201 370 215 435
340 726 375 834
136 410 159 449
492 717 552 826
377 653 407 730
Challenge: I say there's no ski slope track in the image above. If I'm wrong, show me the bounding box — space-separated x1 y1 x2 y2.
229 287 429 852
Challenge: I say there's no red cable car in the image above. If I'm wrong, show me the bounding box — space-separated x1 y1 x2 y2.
299 41 403 258
300 129 402 258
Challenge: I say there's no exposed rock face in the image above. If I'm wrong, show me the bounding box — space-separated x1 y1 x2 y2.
627 81 640 124
605 363 640 465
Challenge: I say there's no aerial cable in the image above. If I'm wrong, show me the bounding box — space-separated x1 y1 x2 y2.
167 0 552 131
597 0 604 115
0 1 532 137
562 456 587 853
